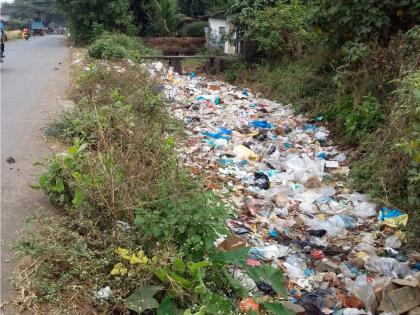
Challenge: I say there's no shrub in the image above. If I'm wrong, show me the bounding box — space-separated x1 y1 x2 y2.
245 1 315 58
180 21 207 37
88 40 128 59
309 0 419 47
342 41 371 65
87 32 155 61
326 95 384 143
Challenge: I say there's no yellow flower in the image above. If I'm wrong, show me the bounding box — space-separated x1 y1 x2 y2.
129 254 141 265
115 247 131 260
137 250 149 265
110 263 128 276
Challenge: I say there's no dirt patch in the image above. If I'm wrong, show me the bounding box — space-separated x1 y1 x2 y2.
143 37 206 54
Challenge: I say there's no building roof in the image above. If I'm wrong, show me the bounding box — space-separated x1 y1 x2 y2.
209 11 227 19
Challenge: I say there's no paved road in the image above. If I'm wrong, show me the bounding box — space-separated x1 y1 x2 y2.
1 35 69 310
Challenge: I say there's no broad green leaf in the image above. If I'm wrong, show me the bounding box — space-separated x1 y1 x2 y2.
72 186 83 207
157 296 177 315
187 261 211 277
124 285 163 313
134 213 144 226
200 291 232 315
211 247 249 266
245 264 287 297
154 268 169 283
55 178 65 193
68 145 77 155
173 258 186 273
262 302 295 315
170 272 193 288
183 306 207 315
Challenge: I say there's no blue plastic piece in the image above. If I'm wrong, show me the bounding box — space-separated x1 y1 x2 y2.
283 142 293 149
218 159 234 165
339 215 357 229
202 131 231 141
249 247 265 260
304 268 316 277
268 229 279 238
378 207 404 221
218 127 232 135
249 120 272 129
304 124 317 132
237 160 248 167
316 152 329 160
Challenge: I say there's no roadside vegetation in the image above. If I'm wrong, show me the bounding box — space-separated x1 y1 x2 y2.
13 39 291 314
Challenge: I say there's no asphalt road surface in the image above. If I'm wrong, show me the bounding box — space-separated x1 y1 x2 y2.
1 35 69 311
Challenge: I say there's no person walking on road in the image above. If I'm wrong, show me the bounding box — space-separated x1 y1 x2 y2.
1 29 7 59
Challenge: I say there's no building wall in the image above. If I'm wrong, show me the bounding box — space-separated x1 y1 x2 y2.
208 18 236 55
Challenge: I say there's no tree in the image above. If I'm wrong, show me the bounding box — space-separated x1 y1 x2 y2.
3 0 65 26
178 0 226 17
309 0 420 47
56 0 135 44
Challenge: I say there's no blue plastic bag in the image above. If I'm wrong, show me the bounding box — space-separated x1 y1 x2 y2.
202 131 231 141
249 120 272 129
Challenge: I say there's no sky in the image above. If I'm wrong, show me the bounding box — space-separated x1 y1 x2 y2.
0 0 13 3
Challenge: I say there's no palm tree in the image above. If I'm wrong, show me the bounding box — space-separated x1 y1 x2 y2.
151 0 182 35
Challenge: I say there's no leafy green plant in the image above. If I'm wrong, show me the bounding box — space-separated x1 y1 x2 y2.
87 32 154 61
39 140 87 207
125 285 164 313
392 71 420 207
309 0 419 47
245 1 315 58
134 173 228 258
342 41 371 64
88 40 128 60
327 95 384 143
153 257 234 314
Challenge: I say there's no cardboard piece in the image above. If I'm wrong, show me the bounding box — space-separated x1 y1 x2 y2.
378 273 420 315
218 234 247 251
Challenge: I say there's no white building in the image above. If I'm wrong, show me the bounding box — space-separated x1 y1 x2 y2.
206 13 237 55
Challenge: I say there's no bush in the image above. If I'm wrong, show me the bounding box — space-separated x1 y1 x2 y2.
88 40 127 59
309 0 419 47
87 32 155 61
245 1 315 58
327 95 384 143
180 21 207 37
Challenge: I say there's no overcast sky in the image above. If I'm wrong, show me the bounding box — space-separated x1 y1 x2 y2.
0 0 14 4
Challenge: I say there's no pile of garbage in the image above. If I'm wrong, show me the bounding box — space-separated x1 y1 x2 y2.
146 63 420 315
